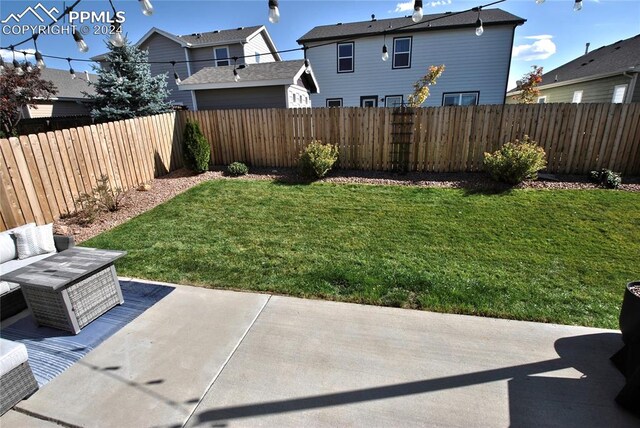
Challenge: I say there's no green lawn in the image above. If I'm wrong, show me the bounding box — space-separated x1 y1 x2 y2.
83 180 640 329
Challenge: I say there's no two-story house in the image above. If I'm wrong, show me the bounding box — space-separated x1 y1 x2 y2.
297 9 525 107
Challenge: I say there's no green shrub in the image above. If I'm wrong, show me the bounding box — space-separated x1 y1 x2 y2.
183 120 210 173
298 140 339 179
73 175 125 224
483 135 547 184
228 162 249 176
589 168 621 189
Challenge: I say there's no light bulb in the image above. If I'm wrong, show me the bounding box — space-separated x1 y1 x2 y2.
110 22 125 47
304 58 311 74
233 69 240 82
0 58 5 73
382 45 389 61
174 72 181 85
573 0 582 11
70 68 76 79
268 6 280 23
475 19 484 36
535 0 545 4
13 59 24 76
73 30 89 53
412 1 423 22
139 0 154 16
35 52 46 70
25 62 33 72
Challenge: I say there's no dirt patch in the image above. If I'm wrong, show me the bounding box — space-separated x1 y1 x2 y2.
55 167 640 244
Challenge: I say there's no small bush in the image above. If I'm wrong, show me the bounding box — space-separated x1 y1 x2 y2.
73 175 125 224
183 120 210 173
483 135 547 184
227 162 249 176
74 192 100 225
589 168 621 189
298 140 339 179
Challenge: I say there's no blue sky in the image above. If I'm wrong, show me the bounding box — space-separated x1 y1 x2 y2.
1 0 639 90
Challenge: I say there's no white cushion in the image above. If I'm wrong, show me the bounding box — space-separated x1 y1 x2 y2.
0 252 56 275
0 223 36 263
15 223 56 260
0 338 29 377
0 281 11 295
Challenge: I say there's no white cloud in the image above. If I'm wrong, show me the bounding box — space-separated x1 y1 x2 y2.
1 48 35 62
513 36 556 61
393 0 451 13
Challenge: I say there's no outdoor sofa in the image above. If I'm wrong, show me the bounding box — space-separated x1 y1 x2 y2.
0 223 74 321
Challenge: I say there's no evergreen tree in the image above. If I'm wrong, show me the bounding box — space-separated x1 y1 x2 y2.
89 39 172 121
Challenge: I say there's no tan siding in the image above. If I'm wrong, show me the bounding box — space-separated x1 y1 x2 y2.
27 101 91 118
537 75 633 103
195 87 287 109
140 33 194 109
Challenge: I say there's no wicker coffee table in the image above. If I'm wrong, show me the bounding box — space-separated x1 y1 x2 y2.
1 247 126 334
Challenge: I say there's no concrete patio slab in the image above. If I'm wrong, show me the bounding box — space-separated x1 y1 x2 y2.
186 295 637 427
0 410 60 427
10 280 269 428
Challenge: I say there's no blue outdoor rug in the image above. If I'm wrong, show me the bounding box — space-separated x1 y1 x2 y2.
0 280 174 387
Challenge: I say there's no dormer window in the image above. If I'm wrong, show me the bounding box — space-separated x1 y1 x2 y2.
214 47 230 67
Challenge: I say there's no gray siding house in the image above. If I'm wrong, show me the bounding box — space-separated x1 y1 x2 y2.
507 34 640 104
93 26 281 110
22 68 96 118
178 60 319 109
297 9 525 107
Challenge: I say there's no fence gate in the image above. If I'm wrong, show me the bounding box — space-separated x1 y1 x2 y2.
390 107 415 173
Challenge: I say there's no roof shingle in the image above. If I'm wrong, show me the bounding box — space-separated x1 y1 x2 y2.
180 60 307 85
39 68 97 99
176 25 263 46
297 8 525 43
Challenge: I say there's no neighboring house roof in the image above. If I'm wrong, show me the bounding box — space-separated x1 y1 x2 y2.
178 59 319 93
38 68 97 100
297 8 525 43
508 33 640 94
91 25 282 62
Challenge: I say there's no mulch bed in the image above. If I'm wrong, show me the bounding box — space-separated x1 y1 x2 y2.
54 167 640 244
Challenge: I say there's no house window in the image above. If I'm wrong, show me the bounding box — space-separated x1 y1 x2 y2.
326 98 343 107
572 90 583 103
537 96 547 104
385 95 403 107
337 42 354 73
214 47 230 66
612 85 627 103
392 37 412 69
360 96 378 107
442 92 479 106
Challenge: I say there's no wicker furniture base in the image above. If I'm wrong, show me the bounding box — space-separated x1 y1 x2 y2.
21 265 123 334
0 361 38 415
0 289 28 321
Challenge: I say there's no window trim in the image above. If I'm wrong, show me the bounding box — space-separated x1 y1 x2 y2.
612 84 627 103
441 91 480 106
537 96 547 104
326 98 343 107
384 95 404 107
360 95 378 107
392 36 412 69
572 90 583 104
337 42 355 74
213 46 230 67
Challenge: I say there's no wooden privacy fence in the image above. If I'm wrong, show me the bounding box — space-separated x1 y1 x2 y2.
0 112 182 230
1 104 639 231
181 103 640 176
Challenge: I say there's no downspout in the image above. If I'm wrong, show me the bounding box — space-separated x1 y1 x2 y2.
184 47 198 111
502 24 518 105
623 71 637 104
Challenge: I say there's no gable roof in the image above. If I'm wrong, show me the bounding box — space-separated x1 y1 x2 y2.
297 8 525 43
538 34 640 87
178 60 319 93
39 68 97 100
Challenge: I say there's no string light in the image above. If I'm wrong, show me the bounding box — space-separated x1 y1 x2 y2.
109 21 126 47
382 45 389 62
23 52 33 72
11 48 24 76
33 34 46 70
412 0 424 23
304 58 311 74
0 57 5 73
474 8 484 36
73 30 89 53
171 61 181 84
67 58 76 79
573 0 582 11
139 0 154 16
268 0 280 24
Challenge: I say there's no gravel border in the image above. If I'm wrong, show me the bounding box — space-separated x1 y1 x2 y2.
55 167 640 243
